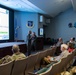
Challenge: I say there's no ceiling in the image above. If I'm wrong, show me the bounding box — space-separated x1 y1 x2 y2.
0 0 76 17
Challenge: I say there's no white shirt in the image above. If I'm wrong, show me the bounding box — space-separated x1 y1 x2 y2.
54 50 70 61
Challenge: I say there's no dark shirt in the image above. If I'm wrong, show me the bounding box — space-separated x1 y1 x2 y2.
31 35 37 44
56 41 63 46
27 34 31 44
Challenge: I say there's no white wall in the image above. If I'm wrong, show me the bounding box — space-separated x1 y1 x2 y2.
45 8 76 42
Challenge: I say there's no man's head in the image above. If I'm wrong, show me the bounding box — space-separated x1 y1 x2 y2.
59 38 63 42
12 44 20 53
28 30 32 34
70 38 73 42
61 44 68 51
68 42 74 49
32 32 36 36
73 37 75 41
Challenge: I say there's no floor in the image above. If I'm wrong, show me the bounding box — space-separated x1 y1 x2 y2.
25 45 51 56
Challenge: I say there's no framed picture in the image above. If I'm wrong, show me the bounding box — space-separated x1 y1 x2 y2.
26 21 34 28
38 28 44 36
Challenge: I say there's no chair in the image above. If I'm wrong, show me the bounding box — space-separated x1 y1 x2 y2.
46 47 56 56
60 56 69 71
35 50 48 69
50 60 62 75
39 66 52 75
0 60 14 75
28 66 52 75
28 72 38 75
54 46 61 56
25 53 39 75
61 51 75 70
51 47 57 56
45 49 52 56
50 52 75 75
66 51 76 69
11 58 27 75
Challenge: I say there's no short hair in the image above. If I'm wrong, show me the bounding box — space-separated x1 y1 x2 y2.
61 44 68 49
28 30 32 34
73 37 75 41
68 42 74 49
12 44 20 53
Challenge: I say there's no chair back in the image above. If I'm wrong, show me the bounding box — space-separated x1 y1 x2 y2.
54 46 61 56
11 58 27 75
0 60 14 75
25 53 39 75
35 50 48 69
39 66 52 75
50 60 62 75
28 66 52 75
46 47 56 56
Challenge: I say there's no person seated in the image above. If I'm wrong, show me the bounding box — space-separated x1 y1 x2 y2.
55 44 70 60
11 44 26 60
0 45 26 64
72 37 76 48
43 56 55 64
43 44 70 63
67 42 74 53
56 38 63 46
67 37 76 48
69 37 75 44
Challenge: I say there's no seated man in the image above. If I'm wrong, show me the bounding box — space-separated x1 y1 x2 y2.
67 37 76 48
67 42 74 53
56 43 70 59
69 37 75 44
56 38 63 46
43 56 56 64
44 44 70 63
11 44 26 60
0 44 26 65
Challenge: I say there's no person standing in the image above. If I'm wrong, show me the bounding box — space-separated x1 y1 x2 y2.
27 30 32 56
56 38 63 46
31 32 37 51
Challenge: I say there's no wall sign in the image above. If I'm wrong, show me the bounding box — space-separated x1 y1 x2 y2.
26 21 34 28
